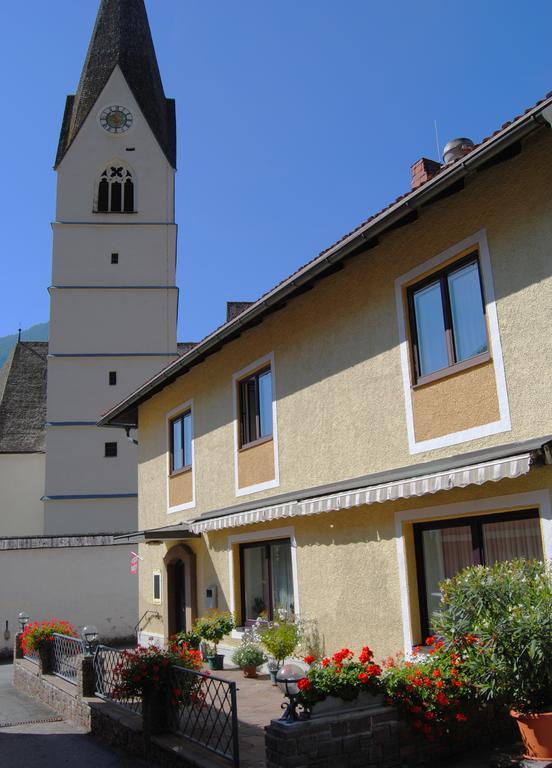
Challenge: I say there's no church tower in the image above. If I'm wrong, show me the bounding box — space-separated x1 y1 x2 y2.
44 0 178 534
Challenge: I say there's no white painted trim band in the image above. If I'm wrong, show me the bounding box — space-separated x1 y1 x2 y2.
191 452 532 533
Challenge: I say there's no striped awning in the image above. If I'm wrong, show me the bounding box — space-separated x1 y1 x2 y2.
190 452 532 534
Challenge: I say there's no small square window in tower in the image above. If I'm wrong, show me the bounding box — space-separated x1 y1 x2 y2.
111 253 119 264
104 442 118 458
109 371 117 386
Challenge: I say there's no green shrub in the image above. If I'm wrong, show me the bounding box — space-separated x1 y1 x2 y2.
259 616 301 665
433 559 552 713
231 643 267 669
195 611 234 655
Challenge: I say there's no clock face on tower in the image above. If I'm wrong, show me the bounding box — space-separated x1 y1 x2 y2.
100 105 134 134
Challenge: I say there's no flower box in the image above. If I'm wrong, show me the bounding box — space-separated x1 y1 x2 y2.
308 691 384 719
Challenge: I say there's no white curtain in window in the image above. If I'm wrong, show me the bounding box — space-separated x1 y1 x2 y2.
482 517 543 563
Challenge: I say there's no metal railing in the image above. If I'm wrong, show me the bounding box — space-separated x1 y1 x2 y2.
23 647 40 665
93 645 142 715
167 665 239 768
51 633 85 684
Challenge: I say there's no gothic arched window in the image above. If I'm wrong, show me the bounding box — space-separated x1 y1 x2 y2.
96 165 135 213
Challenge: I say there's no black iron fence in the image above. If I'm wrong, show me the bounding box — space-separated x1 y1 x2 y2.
167 665 240 768
51 633 85 684
93 645 142 715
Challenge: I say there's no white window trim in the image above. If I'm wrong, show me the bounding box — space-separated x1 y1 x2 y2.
227 526 300 619
394 229 511 455
395 489 552 653
232 352 280 497
152 569 162 604
166 398 196 514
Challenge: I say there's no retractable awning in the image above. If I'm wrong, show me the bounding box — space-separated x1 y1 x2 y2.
190 452 534 534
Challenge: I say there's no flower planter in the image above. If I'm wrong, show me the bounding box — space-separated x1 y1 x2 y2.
308 692 384 719
38 643 52 675
207 654 224 671
242 665 257 678
142 687 168 736
511 710 552 760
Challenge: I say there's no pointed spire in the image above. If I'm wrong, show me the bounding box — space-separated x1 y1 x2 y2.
55 0 176 168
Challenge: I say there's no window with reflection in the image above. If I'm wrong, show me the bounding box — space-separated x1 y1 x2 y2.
407 254 488 383
170 410 192 473
240 538 294 625
96 165 135 213
414 509 543 639
239 367 273 447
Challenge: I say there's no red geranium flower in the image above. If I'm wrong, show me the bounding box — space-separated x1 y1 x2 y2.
297 678 311 691
303 655 315 665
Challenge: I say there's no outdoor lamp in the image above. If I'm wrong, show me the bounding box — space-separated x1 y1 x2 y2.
82 625 99 655
18 612 29 631
276 662 307 722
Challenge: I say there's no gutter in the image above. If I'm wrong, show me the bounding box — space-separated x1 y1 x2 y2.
98 94 552 429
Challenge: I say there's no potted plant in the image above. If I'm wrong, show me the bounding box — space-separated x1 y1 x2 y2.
195 611 234 670
231 643 267 678
113 643 203 735
433 559 552 760
297 646 383 717
20 619 77 674
170 629 201 651
259 616 301 684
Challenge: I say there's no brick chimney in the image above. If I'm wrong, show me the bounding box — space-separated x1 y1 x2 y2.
226 301 254 322
411 157 442 190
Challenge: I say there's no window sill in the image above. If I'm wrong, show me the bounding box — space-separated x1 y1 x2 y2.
93 211 137 215
412 351 491 389
169 465 192 478
239 435 273 453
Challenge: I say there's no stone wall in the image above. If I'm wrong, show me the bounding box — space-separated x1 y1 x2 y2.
266 704 457 768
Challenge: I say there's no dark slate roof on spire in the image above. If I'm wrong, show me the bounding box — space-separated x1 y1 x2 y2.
55 0 176 168
0 342 48 453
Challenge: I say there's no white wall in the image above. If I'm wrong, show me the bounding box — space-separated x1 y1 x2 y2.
51 223 177 286
44 497 138 536
0 542 138 656
46 355 177 423
0 454 45 537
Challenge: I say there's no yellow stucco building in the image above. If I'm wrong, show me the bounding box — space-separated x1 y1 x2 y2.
101 91 552 660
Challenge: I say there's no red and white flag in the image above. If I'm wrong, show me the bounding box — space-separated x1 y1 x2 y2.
130 551 140 575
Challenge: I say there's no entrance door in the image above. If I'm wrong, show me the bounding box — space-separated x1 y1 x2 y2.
173 559 187 633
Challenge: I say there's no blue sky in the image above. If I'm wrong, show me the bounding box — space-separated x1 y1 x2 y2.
1 0 550 342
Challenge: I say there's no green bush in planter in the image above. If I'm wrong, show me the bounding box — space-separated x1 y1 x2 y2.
195 611 234 656
259 616 301 666
432 559 552 714
232 643 267 670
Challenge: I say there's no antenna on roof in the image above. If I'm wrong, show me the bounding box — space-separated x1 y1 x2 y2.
434 120 441 161
17 326 21 343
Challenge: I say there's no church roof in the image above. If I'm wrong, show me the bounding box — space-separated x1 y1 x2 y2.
55 0 176 169
0 342 48 454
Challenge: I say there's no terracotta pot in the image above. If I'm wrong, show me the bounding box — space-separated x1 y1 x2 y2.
511 710 552 760
242 665 257 678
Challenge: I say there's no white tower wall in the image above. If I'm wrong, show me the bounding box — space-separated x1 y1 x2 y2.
44 64 178 535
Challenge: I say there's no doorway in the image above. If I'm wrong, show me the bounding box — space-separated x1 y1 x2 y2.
164 544 197 638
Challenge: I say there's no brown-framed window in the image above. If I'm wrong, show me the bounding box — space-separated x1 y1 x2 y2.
170 410 192 473
239 538 294 625
407 253 488 384
413 509 543 641
239 367 273 447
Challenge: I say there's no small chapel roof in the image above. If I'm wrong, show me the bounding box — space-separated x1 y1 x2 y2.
0 342 48 453
55 0 176 169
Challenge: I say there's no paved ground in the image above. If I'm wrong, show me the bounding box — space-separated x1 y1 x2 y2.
0 662 150 767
